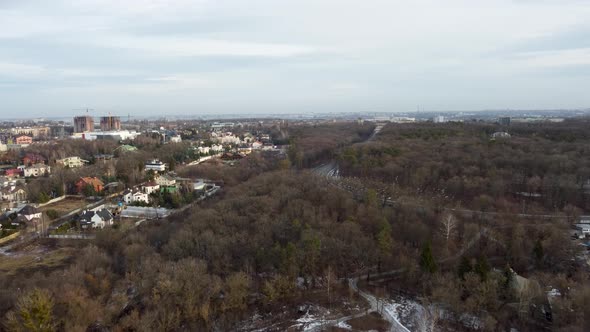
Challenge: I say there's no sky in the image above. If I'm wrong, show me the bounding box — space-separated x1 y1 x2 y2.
1 0 590 118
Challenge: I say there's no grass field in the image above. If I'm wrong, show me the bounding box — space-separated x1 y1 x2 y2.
39 197 87 216
0 246 75 278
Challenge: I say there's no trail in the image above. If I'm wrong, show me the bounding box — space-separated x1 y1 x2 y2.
349 278 410 332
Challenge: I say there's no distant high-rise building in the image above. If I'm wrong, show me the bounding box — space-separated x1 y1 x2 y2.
499 117 511 126
100 116 121 131
433 115 446 123
74 116 94 133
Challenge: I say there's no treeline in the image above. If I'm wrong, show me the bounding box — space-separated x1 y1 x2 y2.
338 121 590 212
286 122 375 168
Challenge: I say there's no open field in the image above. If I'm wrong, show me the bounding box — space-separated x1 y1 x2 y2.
0 246 75 278
39 197 87 216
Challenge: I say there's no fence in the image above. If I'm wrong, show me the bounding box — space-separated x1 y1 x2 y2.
47 233 95 240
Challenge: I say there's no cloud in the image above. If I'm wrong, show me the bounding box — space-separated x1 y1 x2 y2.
0 62 46 77
83 35 317 57
514 48 590 67
1 0 590 116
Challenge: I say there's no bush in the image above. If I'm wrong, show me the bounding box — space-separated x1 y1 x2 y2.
46 209 59 220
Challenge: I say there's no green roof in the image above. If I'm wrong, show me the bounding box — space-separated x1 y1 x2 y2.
119 145 138 152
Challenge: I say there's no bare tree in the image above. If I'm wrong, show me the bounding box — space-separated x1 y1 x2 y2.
440 214 457 252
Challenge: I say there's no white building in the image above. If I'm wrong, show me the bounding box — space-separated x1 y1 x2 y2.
145 159 166 172
72 130 140 141
433 116 446 123
24 164 51 177
155 174 176 187
19 205 42 221
574 223 590 235
142 182 160 195
211 144 224 153
56 156 88 168
170 135 182 143
211 122 235 130
0 186 27 202
491 132 511 139
197 146 211 155
252 141 263 150
391 117 416 123
0 142 7 152
217 134 241 145
123 188 149 204
78 208 114 229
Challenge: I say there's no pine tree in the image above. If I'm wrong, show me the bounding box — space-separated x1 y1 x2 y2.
533 239 544 265
474 255 491 281
420 241 437 274
457 256 472 280
376 220 393 272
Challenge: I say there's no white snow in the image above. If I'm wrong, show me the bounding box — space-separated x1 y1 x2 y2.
336 321 352 330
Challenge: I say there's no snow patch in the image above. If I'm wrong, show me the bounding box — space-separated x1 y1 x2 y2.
336 320 352 330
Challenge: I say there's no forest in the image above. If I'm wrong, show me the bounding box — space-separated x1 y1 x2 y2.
1 120 589 331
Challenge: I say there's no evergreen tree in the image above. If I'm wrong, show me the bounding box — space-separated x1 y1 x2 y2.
474 255 491 281
420 241 437 274
533 239 544 265
457 256 472 280
376 220 393 272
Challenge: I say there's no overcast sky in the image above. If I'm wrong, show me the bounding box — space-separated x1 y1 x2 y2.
1 0 590 117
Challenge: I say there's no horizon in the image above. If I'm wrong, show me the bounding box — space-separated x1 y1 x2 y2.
1 108 589 123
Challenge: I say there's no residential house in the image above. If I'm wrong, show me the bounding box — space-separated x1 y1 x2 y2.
4 169 22 177
18 205 42 221
169 135 182 143
78 208 113 229
24 163 51 177
76 177 104 194
197 146 211 155
0 186 27 202
242 133 254 143
145 159 166 172
211 144 224 153
22 153 46 166
142 181 160 195
15 135 33 145
251 141 263 150
155 174 176 187
56 156 88 168
218 134 241 145
11 215 30 227
122 188 149 204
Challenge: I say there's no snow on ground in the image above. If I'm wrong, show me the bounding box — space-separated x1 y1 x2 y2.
292 310 324 331
336 320 352 330
384 295 439 332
